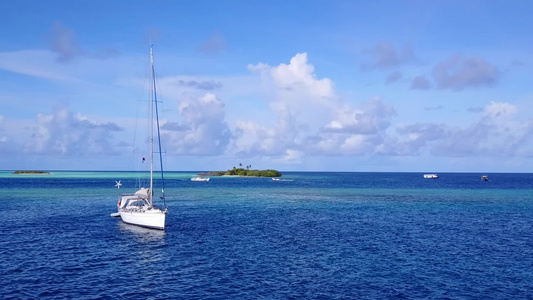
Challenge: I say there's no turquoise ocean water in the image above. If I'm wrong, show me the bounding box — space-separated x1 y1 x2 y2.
1 171 532 299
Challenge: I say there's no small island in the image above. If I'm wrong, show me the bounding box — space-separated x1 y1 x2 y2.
199 166 281 177
13 170 51 175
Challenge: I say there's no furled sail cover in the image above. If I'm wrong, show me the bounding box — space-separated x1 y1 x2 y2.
134 188 150 199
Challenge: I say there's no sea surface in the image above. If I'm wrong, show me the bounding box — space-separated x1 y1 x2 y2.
1 171 532 299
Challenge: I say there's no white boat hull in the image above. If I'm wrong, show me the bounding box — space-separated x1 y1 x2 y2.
191 177 209 181
423 174 439 179
119 209 166 230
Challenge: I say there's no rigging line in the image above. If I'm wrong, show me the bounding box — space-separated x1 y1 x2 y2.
133 98 144 190
152 46 166 207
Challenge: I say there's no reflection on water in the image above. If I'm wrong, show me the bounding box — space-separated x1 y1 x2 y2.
117 223 167 266
117 222 166 243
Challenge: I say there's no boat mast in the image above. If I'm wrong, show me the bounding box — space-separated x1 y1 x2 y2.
149 46 154 206
149 45 166 207
152 48 166 206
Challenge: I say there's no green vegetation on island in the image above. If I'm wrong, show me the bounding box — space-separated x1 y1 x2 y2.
13 170 51 175
199 165 281 177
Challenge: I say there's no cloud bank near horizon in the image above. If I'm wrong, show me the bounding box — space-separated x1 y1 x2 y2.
2 52 530 168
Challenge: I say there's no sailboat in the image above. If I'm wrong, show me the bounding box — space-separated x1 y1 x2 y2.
113 46 168 230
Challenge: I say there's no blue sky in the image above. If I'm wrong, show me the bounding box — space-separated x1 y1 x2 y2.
0 0 531 172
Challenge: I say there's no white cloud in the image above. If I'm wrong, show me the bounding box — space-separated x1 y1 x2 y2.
248 53 337 109
24 105 123 156
482 101 517 119
340 134 381 154
235 53 346 158
432 54 500 90
240 54 398 159
0 116 8 152
410 75 431 90
324 96 396 135
163 93 231 155
231 105 302 157
385 71 402 84
175 79 222 90
0 50 77 82
231 120 266 155
51 21 81 62
283 149 304 162
241 53 340 157
379 123 446 156
385 102 531 158
361 43 415 71
424 105 443 111
154 75 258 101
516 121 533 157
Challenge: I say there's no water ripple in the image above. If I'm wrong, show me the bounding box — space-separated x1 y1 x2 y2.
1 172 533 298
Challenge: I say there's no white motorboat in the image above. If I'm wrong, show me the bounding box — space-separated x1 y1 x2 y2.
191 176 210 182
113 46 168 230
423 174 439 179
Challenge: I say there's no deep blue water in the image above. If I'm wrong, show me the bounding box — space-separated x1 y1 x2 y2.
1 171 532 299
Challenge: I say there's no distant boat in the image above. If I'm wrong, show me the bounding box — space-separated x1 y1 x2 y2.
272 178 280 181
423 174 439 179
191 176 210 182
112 46 168 230
481 175 489 181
